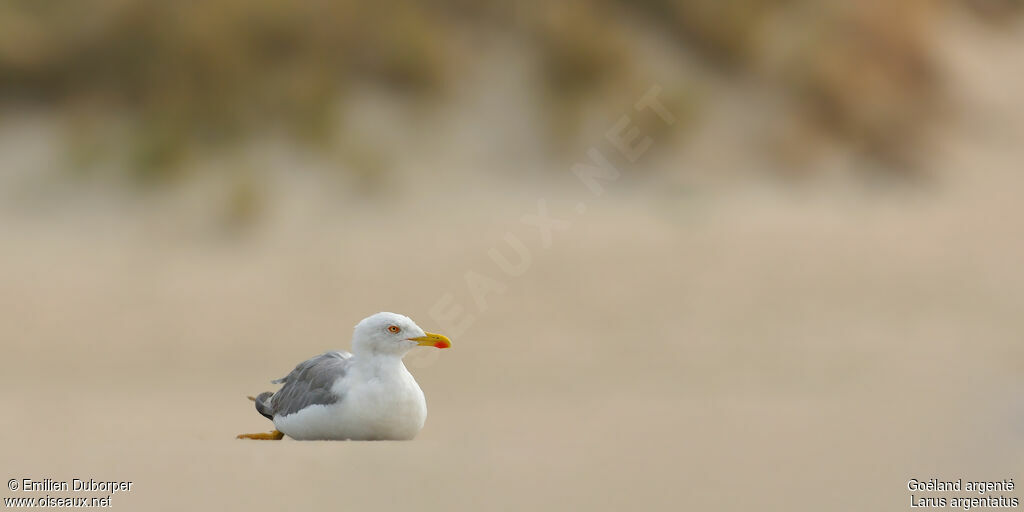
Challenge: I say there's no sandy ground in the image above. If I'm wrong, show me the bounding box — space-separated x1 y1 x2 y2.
2 15 1024 512
3 173 1023 511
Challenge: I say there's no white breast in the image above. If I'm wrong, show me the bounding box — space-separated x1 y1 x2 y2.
273 363 427 441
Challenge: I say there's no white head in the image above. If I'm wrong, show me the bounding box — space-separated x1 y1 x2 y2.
351 312 452 357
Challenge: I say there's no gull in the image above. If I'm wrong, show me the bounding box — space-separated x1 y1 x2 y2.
237 312 451 441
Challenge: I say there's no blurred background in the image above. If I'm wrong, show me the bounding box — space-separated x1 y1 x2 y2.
2 1 1023 510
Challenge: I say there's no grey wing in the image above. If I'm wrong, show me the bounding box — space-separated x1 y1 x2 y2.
256 351 352 419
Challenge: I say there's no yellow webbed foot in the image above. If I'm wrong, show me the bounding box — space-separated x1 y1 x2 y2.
236 430 285 440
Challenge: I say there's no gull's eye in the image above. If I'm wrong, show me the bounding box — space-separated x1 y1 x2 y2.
387 325 401 334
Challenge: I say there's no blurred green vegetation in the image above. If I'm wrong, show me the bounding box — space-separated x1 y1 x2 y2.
0 0 1019 182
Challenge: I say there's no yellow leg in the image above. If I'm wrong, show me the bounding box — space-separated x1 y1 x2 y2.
236 430 285 440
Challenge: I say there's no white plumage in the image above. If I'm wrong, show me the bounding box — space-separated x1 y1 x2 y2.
239 312 451 441
273 354 428 440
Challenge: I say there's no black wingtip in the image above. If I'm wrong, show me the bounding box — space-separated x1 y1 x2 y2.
254 391 275 420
